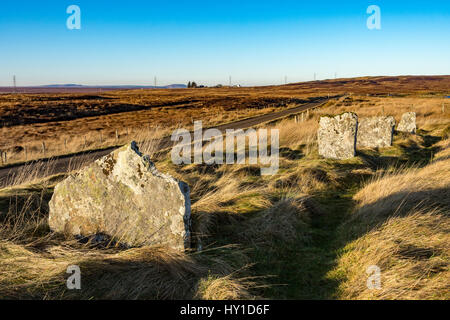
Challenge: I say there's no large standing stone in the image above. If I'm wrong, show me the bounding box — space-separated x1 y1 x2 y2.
357 116 396 148
48 142 191 250
318 113 358 160
397 112 416 133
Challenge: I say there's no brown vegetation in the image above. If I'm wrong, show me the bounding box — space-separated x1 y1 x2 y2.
0 76 449 299
1 75 449 166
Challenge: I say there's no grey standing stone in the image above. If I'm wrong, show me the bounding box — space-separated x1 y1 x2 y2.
318 113 358 160
357 116 396 148
397 112 417 133
48 141 191 250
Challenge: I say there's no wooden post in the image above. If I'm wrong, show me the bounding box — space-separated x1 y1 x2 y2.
42 142 46 156
443 103 445 114
115 130 119 141
84 136 87 149
0 152 3 165
4 152 6 164
64 139 67 152
301 113 304 122
295 115 298 123
100 132 103 144
24 147 27 161
126 127 129 136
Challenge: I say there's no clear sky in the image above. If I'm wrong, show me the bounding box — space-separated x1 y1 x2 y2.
0 0 449 86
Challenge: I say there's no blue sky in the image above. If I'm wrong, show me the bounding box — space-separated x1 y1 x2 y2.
0 0 449 86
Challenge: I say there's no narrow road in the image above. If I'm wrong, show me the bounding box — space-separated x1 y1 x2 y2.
0 98 330 188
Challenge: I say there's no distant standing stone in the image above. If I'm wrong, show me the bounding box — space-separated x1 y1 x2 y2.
397 112 417 134
48 141 191 250
357 116 396 148
318 113 358 160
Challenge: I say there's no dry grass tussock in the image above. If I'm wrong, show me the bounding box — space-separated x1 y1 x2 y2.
333 209 449 300
196 273 262 300
332 140 450 300
348 140 450 227
237 196 314 248
433 138 450 162
274 116 318 154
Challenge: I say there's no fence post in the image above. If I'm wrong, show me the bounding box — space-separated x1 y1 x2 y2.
100 132 103 144
0 152 3 165
42 142 46 156
64 138 67 152
24 146 27 161
84 136 87 149
443 103 445 114
116 130 119 141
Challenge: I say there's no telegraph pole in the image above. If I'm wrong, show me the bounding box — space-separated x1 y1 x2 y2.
13 75 16 93
229 76 232 87
154 76 157 88
284 75 287 85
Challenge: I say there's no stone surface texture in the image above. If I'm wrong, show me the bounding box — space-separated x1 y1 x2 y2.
49 142 191 250
357 116 396 148
397 112 417 133
318 113 358 160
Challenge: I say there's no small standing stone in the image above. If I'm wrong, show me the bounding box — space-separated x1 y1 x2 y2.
318 113 358 160
397 112 417 134
357 116 396 148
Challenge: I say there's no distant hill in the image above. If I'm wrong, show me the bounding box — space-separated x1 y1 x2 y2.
42 84 187 89
0 84 187 93
1 76 448 94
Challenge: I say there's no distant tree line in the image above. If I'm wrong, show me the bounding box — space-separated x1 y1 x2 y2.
188 81 226 88
187 81 197 88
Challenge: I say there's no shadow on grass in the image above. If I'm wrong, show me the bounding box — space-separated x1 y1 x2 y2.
0 247 209 300
340 187 450 244
357 132 443 170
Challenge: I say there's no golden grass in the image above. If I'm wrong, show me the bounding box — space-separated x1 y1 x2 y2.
0 92 449 300
332 140 450 300
238 196 313 248
350 149 450 226
196 273 259 300
333 209 449 300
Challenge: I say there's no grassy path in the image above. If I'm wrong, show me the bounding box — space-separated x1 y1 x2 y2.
251 188 357 299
